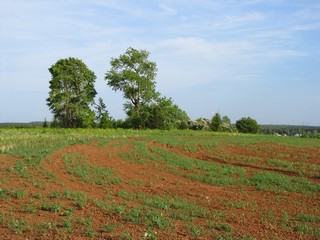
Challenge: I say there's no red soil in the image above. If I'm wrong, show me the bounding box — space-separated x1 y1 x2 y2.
0 139 319 239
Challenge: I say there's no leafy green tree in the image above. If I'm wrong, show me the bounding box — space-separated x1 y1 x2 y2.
50 117 59 128
221 115 235 132
146 97 189 130
95 97 113 128
222 115 231 125
113 119 124 129
211 113 222 131
47 57 97 128
235 117 259 134
105 47 159 128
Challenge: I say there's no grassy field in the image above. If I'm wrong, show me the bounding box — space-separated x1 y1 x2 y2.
0 128 319 239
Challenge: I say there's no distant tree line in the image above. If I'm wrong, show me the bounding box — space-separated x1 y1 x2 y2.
46 47 260 134
186 114 259 134
260 125 320 138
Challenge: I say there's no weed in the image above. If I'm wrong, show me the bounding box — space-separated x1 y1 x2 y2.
148 145 247 187
43 170 58 180
92 198 108 212
186 223 203 237
170 211 185 220
85 229 95 237
143 230 158 240
145 210 169 230
13 161 29 178
220 199 254 211
36 222 58 234
78 217 93 227
120 231 133 240
33 192 42 199
268 158 294 170
281 210 290 224
260 209 277 226
0 211 4 224
7 219 28 235
20 204 36 214
62 219 72 229
139 193 211 222
294 223 320 237
242 237 257 240
75 193 88 208
120 141 148 164
143 195 170 210
297 213 320 223
214 222 231 232
123 208 142 224
62 190 88 208
118 189 135 200
41 203 62 213
60 207 74 217
51 190 60 199
113 205 126 215
101 223 116 233
251 171 320 193
11 189 26 199
0 188 10 199
236 155 262 164
128 180 143 186
64 154 121 186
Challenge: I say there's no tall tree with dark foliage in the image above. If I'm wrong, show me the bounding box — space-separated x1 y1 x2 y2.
47 57 97 128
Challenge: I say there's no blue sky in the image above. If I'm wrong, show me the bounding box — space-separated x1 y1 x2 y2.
1 0 319 125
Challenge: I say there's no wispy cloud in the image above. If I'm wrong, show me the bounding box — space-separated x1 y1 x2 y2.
220 12 265 28
292 3 320 20
158 3 177 15
292 23 320 32
1 0 319 124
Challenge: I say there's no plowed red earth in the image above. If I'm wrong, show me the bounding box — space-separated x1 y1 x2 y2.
0 139 319 239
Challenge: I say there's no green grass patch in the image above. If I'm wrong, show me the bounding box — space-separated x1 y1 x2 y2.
7 219 29 235
119 140 148 164
149 145 247 187
0 188 10 199
297 213 320 223
41 203 62 213
20 204 37 214
100 223 116 233
144 210 170 230
251 171 320 193
62 190 88 208
64 154 121 186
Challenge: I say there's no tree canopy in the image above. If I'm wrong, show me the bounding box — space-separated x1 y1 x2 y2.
146 97 189 130
95 97 113 129
105 47 159 128
211 113 222 131
236 117 259 134
47 57 97 128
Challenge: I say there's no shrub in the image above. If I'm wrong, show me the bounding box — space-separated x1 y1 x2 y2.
236 117 259 134
188 118 211 130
